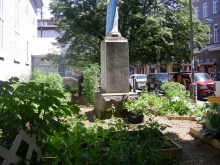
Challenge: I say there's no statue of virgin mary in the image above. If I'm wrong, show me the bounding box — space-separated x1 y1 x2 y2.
106 0 123 36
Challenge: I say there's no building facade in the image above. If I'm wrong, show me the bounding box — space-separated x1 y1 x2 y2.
32 19 61 74
192 0 220 77
33 18 76 77
0 0 43 81
37 19 59 38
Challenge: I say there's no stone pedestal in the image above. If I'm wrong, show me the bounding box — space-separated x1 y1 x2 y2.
101 37 129 93
94 36 138 119
94 92 138 119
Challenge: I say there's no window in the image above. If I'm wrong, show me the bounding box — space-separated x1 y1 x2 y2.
15 0 19 31
214 24 219 43
195 7 199 19
0 21 2 56
206 25 211 44
14 31 20 62
25 0 29 15
32 16 36 25
26 41 29 65
0 0 3 57
14 0 20 62
203 3 208 18
213 0 219 14
206 58 211 62
211 58 217 62
0 0 2 19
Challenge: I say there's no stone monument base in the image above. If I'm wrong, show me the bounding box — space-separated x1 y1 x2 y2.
94 92 139 119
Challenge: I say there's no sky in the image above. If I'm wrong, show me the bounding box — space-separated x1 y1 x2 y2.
39 0 53 19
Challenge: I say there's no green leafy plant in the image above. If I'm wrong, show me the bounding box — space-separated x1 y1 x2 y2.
188 103 207 118
160 82 189 99
201 112 220 139
123 94 150 117
169 100 191 116
131 91 204 117
141 93 159 105
158 81 205 116
30 70 65 94
0 77 80 152
148 95 169 116
83 63 100 103
135 93 167 116
45 117 178 164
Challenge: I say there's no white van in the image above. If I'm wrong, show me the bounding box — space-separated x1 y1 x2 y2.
129 74 147 90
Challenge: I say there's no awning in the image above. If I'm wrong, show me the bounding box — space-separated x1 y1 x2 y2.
199 62 215 66
184 63 191 66
184 62 215 67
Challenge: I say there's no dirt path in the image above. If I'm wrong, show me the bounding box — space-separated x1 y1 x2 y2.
155 116 220 165
73 96 220 165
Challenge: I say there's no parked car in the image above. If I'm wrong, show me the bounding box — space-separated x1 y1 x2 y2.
129 74 147 90
171 72 216 99
146 73 169 91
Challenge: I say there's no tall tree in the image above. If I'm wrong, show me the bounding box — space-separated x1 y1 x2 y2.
50 0 209 67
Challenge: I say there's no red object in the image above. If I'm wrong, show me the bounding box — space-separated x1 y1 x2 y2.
171 72 215 99
75 69 81 74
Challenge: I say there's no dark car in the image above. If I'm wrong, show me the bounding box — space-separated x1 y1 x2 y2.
146 73 169 91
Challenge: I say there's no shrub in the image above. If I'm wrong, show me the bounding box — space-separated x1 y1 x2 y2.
30 70 65 93
123 96 147 116
83 63 100 103
125 92 205 117
30 70 72 101
0 77 80 152
160 82 189 99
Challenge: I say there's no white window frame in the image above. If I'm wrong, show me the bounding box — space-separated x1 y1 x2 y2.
14 0 20 62
14 31 20 62
214 24 219 43
195 7 199 19
15 0 19 32
25 0 29 15
213 0 219 14
203 3 208 18
0 0 3 58
0 0 2 18
26 41 29 65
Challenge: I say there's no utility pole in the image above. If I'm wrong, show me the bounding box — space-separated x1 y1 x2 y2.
156 49 160 74
189 0 197 102
40 8 43 38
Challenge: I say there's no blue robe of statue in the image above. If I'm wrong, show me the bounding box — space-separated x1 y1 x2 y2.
106 0 118 34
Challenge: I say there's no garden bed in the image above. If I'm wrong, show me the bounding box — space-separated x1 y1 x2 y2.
159 139 183 159
42 128 183 164
189 127 220 150
207 96 220 104
167 116 196 121
77 99 220 164
104 129 183 159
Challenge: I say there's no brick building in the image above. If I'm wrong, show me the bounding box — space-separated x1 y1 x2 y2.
192 0 220 76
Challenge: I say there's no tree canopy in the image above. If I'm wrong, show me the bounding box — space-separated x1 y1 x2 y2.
50 0 209 67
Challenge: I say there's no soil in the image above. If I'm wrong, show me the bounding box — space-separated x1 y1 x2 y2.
73 96 220 165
